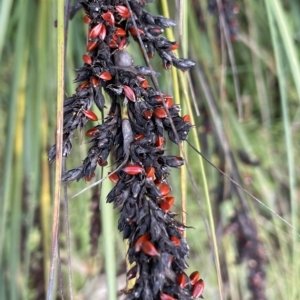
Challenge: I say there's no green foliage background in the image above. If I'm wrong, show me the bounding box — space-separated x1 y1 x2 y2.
0 0 299 299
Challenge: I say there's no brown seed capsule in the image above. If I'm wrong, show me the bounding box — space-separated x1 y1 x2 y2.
115 27 127 37
87 41 98 52
108 172 119 184
91 77 99 87
176 273 187 288
115 5 131 19
143 110 152 120
83 15 91 24
86 128 99 137
123 164 143 175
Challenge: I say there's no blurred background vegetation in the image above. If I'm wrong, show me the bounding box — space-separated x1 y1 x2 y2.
0 0 299 299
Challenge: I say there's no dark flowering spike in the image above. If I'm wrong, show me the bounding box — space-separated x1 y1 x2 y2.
172 58 195 71
155 16 176 27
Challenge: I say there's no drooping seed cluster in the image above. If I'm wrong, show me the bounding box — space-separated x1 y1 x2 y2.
207 0 239 41
49 0 204 299
229 212 266 300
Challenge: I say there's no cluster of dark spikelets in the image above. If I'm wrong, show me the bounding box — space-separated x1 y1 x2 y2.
229 211 267 300
48 0 204 299
207 0 239 41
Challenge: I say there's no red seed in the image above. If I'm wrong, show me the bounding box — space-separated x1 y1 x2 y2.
77 81 89 91
168 43 179 51
165 97 173 108
160 183 170 196
83 110 98 121
147 51 154 59
99 24 107 40
85 173 95 182
108 39 118 48
115 5 131 18
160 196 175 212
143 110 152 120
129 27 144 36
123 85 136 102
192 279 204 298
98 158 108 167
155 136 165 148
86 127 99 137
123 164 143 175
135 134 145 141
87 41 98 52
182 114 191 123
176 273 187 288
140 79 149 89
146 167 155 179
102 11 115 26
108 172 119 184
154 178 162 186
160 294 176 300
141 241 160 257
115 27 127 37
154 107 167 118
134 234 150 252
118 37 129 50
83 15 91 24
82 54 92 65
189 271 200 285
170 235 181 247
91 77 99 87
99 71 112 81
89 23 103 39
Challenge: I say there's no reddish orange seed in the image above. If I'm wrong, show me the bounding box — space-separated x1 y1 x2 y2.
77 81 89 91
108 172 119 184
101 11 115 26
140 79 149 89
98 158 108 166
91 76 99 87
160 293 176 300
146 167 155 179
154 107 167 118
115 27 127 37
99 71 112 81
170 235 181 247
85 173 95 182
189 271 200 285
168 44 179 51
118 37 129 50
83 15 91 24
108 39 118 48
99 24 107 40
160 196 175 212
82 54 92 65
123 164 143 175
89 23 103 39
86 127 99 137
141 241 160 257
143 110 152 120
192 279 204 298
134 234 150 252
176 273 187 288
83 110 98 121
115 5 131 18
182 114 191 123
87 41 98 52
129 27 144 36
159 183 170 196
155 136 165 148
135 134 145 141
154 178 162 186
165 97 173 109
123 85 136 102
